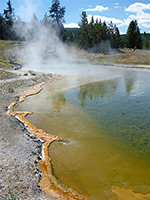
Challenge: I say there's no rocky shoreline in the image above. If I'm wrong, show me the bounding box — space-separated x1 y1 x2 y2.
0 68 58 200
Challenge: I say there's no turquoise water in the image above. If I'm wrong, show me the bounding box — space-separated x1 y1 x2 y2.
16 67 150 200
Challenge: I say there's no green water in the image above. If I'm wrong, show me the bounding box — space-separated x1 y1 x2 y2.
16 68 150 200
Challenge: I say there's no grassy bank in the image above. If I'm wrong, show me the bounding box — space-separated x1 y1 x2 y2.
89 48 150 65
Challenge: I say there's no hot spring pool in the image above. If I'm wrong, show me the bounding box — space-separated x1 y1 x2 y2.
16 66 150 200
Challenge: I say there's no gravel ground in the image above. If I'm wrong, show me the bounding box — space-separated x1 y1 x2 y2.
0 69 58 200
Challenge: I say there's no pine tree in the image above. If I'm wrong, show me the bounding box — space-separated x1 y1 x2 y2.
49 0 65 25
78 11 89 49
95 19 103 43
102 21 108 40
0 14 7 39
3 0 16 39
49 0 65 39
108 21 115 48
42 13 50 26
142 32 149 49
88 16 96 48
136 25 142 49
3 0 14 26
114 27 121 49
126 20 142 49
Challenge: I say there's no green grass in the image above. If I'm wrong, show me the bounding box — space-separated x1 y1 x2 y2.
90 48 150 65
8 88 14 93
0 40 23 69
0 81 22 95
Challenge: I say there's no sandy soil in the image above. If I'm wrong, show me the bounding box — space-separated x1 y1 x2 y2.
0 68 58 200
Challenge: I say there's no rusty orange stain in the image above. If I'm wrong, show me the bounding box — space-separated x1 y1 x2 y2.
7 75 88 200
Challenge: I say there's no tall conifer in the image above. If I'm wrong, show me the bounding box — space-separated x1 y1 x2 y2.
126 20 142 49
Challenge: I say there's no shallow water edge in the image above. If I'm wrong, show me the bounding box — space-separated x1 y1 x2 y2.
7 75 88 200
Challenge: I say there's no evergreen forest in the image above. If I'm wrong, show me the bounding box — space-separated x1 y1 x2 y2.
0 0 150 52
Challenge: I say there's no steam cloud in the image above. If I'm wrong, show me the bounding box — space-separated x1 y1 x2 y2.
12 1 118 80
14 17 79 73
12 0 79 74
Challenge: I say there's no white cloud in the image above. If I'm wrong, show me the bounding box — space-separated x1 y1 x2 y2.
125 3 150 13
85 5 108 12
128 12 150 29
66 3 150 33
125 3 150 31
85 2 150 32
87 15 127 27
114 3 120 9
64 23 79 28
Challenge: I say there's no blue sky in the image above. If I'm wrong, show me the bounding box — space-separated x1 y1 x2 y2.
1 0 150 34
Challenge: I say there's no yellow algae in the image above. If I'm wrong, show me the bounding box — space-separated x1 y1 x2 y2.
111 185 150 200
7 75 88 200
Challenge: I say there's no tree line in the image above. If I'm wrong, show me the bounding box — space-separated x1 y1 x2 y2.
0 0 149 51
77 11 121 52
0 0 66 41
75 11 150 51
0 0 16 40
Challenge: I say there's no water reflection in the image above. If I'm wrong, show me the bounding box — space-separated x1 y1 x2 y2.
52 93 66 112
124 72 136 94
78 79 118 107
